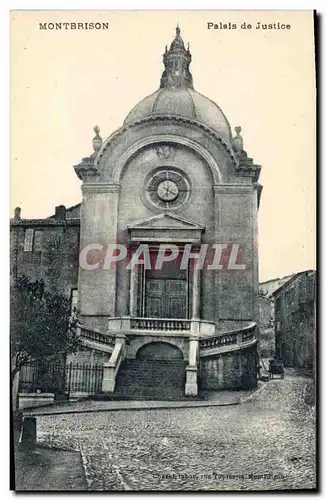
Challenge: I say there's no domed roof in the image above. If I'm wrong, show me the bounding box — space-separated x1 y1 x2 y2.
123 26 232 145
124 87 232 145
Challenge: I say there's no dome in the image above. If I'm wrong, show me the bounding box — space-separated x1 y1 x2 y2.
124 87 232 145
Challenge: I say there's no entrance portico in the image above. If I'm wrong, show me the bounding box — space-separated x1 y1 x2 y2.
127 212 204 322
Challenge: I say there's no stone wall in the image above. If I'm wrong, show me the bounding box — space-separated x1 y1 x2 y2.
66 347 109 365
199 345 257 390
10 222 79 299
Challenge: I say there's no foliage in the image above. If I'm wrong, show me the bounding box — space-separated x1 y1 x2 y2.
10 276 79 378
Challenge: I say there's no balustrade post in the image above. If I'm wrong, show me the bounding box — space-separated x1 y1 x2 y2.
185 336 199 396
190 320 200 336
102 333 126 393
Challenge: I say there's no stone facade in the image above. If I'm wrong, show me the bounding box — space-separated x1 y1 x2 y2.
10 207 79 297
259 274 294 298
11 26 263 397
258 294 274 358
273 270 316 371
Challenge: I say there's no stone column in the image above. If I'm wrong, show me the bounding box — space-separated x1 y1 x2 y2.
129 265 138 317
185 335 199 396
102 333 126 393
192 263 201 319
78 182 120 329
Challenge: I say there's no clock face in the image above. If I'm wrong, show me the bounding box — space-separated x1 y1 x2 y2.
157 180 179 201
144 168 191 210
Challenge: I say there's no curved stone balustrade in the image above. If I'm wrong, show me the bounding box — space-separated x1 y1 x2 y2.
77 319 256 360
131 317 191 331
108 317 215 336
199 322 257 356
200 333 238 349
77 323 115 352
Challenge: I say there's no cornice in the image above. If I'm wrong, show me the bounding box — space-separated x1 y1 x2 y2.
81 182 121 194
10 218 80 227
213 185 254 194
96 114 239 167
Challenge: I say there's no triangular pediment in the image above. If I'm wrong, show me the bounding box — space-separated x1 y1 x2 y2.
127 212 204 231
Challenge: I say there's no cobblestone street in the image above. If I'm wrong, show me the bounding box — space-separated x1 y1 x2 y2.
35 374 316 491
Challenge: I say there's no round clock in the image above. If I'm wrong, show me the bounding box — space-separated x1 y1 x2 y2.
157 180 179 201
144 167 191 210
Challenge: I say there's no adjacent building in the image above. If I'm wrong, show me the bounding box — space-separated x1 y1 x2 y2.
258 294 274 358
259 274 294 298
273 270 316 371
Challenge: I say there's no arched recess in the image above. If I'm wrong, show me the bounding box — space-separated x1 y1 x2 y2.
136 341 184 361
106 135 223 184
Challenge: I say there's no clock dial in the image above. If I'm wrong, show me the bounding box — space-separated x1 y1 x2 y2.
144 167 191 211
157 180 179 201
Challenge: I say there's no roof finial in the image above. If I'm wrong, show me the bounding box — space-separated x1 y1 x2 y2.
176 24 180 36
232 126 244 156
92 125 102 153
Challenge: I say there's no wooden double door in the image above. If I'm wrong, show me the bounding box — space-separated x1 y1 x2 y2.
145 278 187 319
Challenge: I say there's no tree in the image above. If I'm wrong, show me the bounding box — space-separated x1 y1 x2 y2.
10 276 79 380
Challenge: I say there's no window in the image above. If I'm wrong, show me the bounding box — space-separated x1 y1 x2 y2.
33 230 43 252
23 229 34 252
23 228 43 252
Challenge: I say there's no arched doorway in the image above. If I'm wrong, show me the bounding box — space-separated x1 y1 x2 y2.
137 342 184 360
115 342 186 399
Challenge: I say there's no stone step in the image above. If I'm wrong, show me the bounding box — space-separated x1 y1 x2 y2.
114 359 187 400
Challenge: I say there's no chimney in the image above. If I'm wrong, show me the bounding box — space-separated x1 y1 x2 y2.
14 207 21 220
54 205 66 221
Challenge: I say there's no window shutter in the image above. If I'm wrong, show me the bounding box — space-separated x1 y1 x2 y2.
23 229 34 252
33 230 43 252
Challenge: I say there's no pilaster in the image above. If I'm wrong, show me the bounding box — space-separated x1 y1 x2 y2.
78 182 121 321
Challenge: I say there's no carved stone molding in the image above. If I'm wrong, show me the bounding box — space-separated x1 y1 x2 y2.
81 182 121 194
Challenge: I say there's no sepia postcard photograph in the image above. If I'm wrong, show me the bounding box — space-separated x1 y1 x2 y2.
10 9 317 492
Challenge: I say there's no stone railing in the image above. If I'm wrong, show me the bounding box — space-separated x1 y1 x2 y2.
130 317 191 331
199 322 257 354
108 317 215 336
242 326 256 343
200 332 238 349
77 324 115 350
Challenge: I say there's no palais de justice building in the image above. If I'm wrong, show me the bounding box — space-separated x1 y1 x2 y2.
11 27 262 398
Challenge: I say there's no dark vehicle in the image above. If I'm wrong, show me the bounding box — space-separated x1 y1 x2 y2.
268 358 284 379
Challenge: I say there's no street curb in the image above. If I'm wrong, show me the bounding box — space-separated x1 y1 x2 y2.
25 400 241 416
24 390 266 417
24 382 267 417
79 445 93 491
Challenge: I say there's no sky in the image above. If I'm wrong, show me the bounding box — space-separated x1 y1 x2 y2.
10 10 316 282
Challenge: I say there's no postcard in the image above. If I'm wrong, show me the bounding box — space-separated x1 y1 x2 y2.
10 10 316 492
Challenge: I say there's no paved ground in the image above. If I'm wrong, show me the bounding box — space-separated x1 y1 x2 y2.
14 447 87 491
31 374 316 491
26 388 253 416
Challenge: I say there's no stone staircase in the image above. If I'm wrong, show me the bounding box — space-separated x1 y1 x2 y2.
77 320 258 399
114 359 188 400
